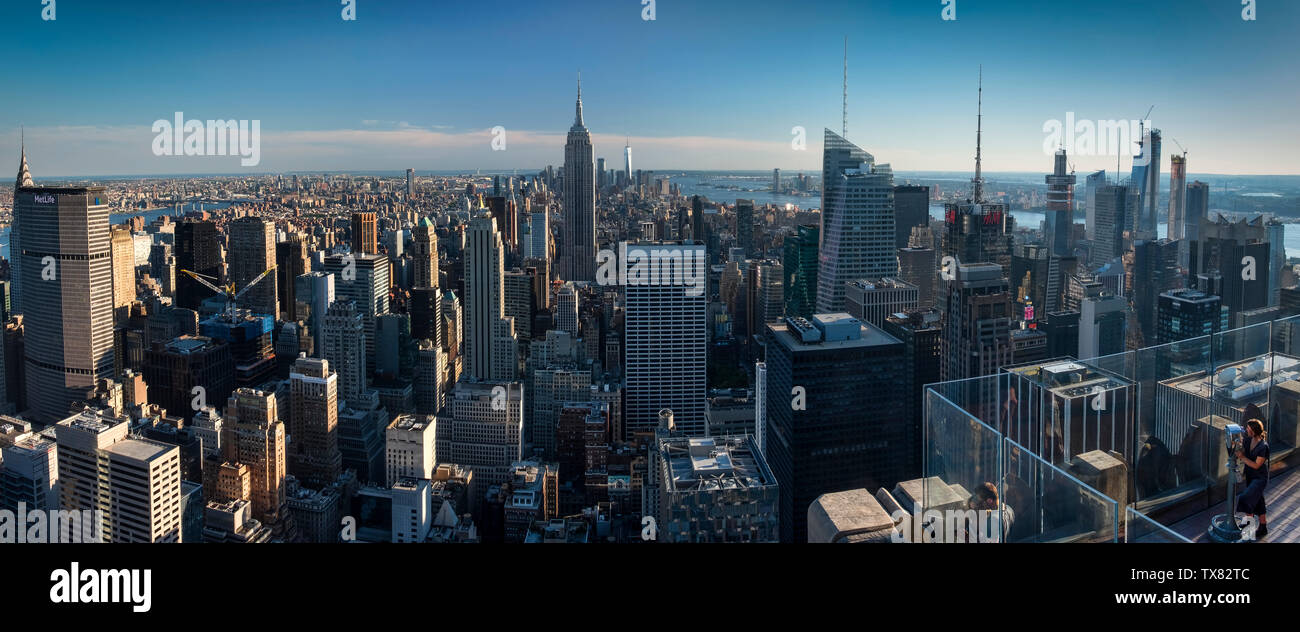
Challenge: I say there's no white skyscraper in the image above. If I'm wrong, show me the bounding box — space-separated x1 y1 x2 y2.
623 140 632 188
55 410 182 543
464 216 517 381
624 243 708 436
386 413 437 485
555 282 579 336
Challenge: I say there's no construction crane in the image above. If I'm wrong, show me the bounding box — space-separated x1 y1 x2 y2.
1172 138 1188 159
180 266 275 322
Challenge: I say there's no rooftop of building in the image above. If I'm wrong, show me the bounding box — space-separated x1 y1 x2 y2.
524 518 589 544
104 438 177 463
848 278 917 291
388 414 434 433
1162 353 1300 407
164 335 222 354
1161 288 1220 303
661 435 776 493
2 432 55 454
57 408 126 434
770 313 901 350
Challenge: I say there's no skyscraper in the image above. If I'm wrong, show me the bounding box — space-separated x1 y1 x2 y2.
322 252 389 365
939 263 1013 382
751 261 785 340
221 387 287 526
1078 291 1127 359
1130 128 1162 240
844 278 918 329
228 216 279 317
56 410 182 543
783 224 819 319
1189 215 1271 321
386 414 437 484
440 381 524 489
175 220 222 310
816 130 898 312
1084 170 1106 241
893 185 930 250
561 76 596 282
1184 180 1210 268
526 210 549 261
1091 183 1137 266
13 182 115 423
289 356 342 487
941 74 1013 273
110 225 136 321
321 301 367 403
1 431 58 513
11 144 34 315
624 243 707 436
276 235 310 321
1168 154 1187 240
555 282 578 336
1156 288 1225 345
295 272 335 357
1129 238 1182 346
412 217 440 289
464 216 517 381
898 225 937 309
624 139 632 190
735 199 756 257
351 211 378 255
1044 149 1076 258
764 313 908 543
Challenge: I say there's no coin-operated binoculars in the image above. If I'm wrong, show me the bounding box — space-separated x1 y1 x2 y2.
1208 424 1253 543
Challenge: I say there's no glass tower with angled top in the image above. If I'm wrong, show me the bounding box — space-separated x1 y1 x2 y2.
815 129 897 313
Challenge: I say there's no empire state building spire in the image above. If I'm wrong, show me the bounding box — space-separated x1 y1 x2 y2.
562 72 596 282
574 73 585 128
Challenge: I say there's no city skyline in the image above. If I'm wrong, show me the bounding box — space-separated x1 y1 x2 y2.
1 0 1298 176
2 0 1300 559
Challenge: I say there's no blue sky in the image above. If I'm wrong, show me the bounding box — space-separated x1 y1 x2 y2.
1 0 1296 176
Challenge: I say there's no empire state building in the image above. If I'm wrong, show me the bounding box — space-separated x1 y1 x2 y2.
561 76 596 282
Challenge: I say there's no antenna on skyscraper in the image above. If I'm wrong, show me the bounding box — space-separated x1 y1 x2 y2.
842 36 848 138
972 66 984 203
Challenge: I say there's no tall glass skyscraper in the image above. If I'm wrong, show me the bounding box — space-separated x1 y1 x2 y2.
1044 149 1076 258
1129 128 1162 240
816 130 897 313
783 224 819 319
561 77 596 282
